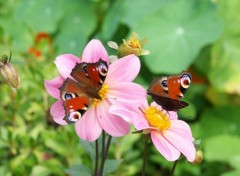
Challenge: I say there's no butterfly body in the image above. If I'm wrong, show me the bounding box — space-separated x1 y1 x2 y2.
147 71 191 111
59 59 108 124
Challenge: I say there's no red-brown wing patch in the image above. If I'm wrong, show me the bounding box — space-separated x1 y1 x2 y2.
147 78 168 97
63 97 91 124
59 78 92 124
70 59 108 90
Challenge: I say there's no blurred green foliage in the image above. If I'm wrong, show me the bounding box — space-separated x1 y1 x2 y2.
0 0 240 175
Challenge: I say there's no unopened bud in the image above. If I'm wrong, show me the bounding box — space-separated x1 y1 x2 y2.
191 150 203 165
0 62 20 89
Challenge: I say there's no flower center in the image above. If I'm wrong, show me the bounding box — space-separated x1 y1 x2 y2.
145 106 171 132
92 85 109 107
129 39 141 49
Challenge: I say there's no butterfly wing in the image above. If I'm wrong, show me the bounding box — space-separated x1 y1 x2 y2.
167 72 192 100
148 92 189 111
147 72 191 111
70 59 108 95
59 78 92 124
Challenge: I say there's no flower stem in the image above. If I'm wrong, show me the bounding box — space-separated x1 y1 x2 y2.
98 132 112 176
94 139 99 176
141 135 149 176
170 159 179 176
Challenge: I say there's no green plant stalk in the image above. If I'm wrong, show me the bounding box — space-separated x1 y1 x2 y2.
94 139 99 176
98 133 112 176
170 159 179 176
141 136 149 176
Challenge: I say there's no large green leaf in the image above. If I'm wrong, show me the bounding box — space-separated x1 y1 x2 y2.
14 0 64 33
200 106 240 139
54 0 96 55
208 0 240 94
205 134 240 169
102 0 165 39
136 0 222 73
0 17 33 52
210 37 240 95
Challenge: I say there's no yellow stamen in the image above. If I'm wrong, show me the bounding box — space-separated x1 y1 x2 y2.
128 38 141 49
92 85 109 107
145 106 171 132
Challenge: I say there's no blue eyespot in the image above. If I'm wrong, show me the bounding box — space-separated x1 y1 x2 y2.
65 93 73 100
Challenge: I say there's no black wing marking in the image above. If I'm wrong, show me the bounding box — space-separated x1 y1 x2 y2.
148 93 188 111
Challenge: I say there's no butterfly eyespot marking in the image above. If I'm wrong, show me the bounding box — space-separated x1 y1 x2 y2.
67 111 81 123
82 64 89 77
160 77 168 92
62 92 76 100
98 63 108 76
180 74 191 89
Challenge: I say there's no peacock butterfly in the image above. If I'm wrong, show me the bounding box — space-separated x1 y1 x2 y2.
59 59 108 124
147 71 192 111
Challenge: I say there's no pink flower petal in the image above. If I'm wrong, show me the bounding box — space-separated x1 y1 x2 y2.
109 105 133 123
168 120 193 141
54 54 81 79
50 100 68 125
132 110 150 131
75 107 102 142
105 55 140 85
97 100 130 137
44 76 65 99
81 39 109 65
151 131 181 161
163 124 196 162
107 82 147 104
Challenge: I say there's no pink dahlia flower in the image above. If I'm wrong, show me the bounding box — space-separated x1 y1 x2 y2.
44 39 146 142
110 101 196 162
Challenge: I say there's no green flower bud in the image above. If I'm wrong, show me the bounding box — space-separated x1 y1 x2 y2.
191 150 203 165
0 61 20 89
108 32 150 58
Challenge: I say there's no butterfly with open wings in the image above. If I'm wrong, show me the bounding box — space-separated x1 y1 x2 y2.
59 59 108 124
147 71 192 111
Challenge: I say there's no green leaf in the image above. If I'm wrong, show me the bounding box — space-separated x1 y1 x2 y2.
200 106 240 139
79 139 95 162
205 134 240 169
14 0 64 33
209 37 240 94
217 0 240 35
0 17 33 52
30 165 51 176
102 0 166 40
61 0 96 37
222 170 240 176
54 31 87 55
103 159 123 175
136 0 222 73
178 101 196 120
65 164 91 176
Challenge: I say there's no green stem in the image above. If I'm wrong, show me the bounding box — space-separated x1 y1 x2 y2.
170 160 179 176
98 133 112 176
94 139 99 176
141 136 149 176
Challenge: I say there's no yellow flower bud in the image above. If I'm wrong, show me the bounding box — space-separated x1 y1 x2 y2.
191 150 203 165
108 32 150 58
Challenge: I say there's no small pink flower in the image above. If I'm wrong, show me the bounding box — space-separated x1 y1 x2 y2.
110 101 196 162
44 39 146 142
